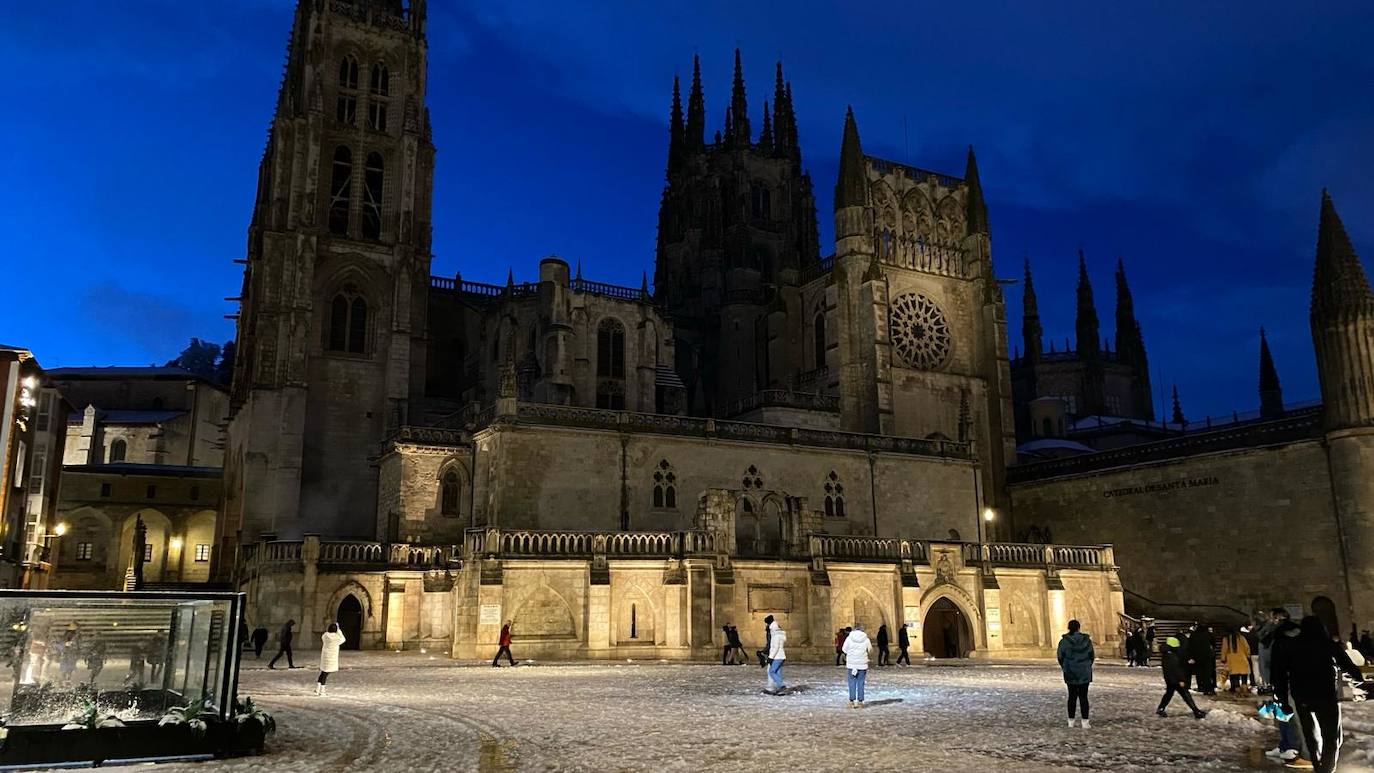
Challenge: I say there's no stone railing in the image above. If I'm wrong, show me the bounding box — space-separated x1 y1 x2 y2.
240 539 461 574
464 528 720 560
810 535 1110 570
509 403 972 460
722 389 840 418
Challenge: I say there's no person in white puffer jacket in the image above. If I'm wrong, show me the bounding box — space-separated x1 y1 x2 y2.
315 623 346 696
841 624 874 708
766 621 787 694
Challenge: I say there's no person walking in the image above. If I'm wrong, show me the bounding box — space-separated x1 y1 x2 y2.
251 624 270 659
1272 615 1366 773
842 623 873 708
727 625 746 665
267 620 296 669
1243 619 1262 690
1145 623 1156 665
1124 629 1138 667
875 624 891 667
1057 619 1095 728
1222 628 1252 693
896 624 911 666
1132 628 1149 667
315 622 346 696
722 625 735 666
492 620 518 667
1157 636 1206 719
834 628 847 666
765 619 787 694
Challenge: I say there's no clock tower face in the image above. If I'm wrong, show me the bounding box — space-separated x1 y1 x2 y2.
890 292 952 371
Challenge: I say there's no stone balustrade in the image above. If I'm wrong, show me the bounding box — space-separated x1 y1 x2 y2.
463 528 720 560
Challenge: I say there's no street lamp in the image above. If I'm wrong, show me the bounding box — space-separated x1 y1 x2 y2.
53 522 67 537
979 507 996 544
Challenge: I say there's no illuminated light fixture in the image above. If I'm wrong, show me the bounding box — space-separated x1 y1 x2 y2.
53 523 68 537
982 507 996 522
21 376 36 390
170 537 184 550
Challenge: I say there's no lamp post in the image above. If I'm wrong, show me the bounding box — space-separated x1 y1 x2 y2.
38 522 67 589
979 507 996 545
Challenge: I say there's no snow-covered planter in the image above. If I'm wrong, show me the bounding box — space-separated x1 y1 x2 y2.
229 696 276 755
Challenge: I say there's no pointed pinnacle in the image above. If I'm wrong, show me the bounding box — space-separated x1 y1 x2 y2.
834 106 866 209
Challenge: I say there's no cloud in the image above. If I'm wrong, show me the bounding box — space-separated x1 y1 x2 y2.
76 282 209 361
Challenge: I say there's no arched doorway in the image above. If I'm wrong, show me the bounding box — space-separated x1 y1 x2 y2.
923 597 972 658
337 595 363 650
1312 595 1339 638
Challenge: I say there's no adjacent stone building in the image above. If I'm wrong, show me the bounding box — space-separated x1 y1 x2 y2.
1010 193 1374 634
45 367 228 589
0 346 68 588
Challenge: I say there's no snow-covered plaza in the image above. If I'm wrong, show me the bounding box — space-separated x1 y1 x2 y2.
112 653 1373 772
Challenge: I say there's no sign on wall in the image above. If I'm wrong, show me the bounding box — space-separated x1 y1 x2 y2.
903 605 920 626
479 604 502 626
1102 475 1220 499
747 585 794 613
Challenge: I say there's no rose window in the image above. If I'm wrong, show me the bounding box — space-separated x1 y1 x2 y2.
890 293 951 370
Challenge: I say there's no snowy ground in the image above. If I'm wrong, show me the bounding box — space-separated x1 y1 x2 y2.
103 652 1373 772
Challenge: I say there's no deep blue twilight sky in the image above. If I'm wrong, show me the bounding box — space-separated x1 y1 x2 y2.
4 1 1373 419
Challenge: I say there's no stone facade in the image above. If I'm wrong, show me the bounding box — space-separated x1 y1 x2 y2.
239 530 1123 659
1010 431 1347 619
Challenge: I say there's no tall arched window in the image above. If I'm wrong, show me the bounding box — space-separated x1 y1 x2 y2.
652 459 677 509
361 152 384 240
440 470 461 517
328 146 353 236
823 471 845 518
108 439 127 463
336 55 359 125
596 318 626 409
813 313 826 370
368 63 389 131
327 282 367 354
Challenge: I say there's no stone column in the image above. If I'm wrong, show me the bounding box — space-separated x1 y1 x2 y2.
301 534 320 648
900 584 923 655
587 581 611 656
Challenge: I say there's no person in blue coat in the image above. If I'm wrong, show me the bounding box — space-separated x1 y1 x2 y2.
1057 619 1096 728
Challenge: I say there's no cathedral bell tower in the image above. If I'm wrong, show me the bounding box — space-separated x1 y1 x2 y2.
220 0 434 551
654 52 821 415
1310 190 1374 629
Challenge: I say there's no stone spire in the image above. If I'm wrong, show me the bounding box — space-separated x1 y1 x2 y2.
686 54 705 150
759 100 773 149
1075 250 1100 359
1022 258 1043 362
1114 259 1143 363
1310 190 1374 429
1259 327 1284 419
771 62 800 162
834 107 866 210
728 48 750 146
666 75 683 175
1171 385 1186 426
1311 189 1374 319
964 146 989 235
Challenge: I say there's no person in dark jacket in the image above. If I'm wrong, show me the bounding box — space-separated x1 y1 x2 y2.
896 624 911 666
492 621 518 667
267 620 296 669
1132 628 1149 667
835 628 847 666
1186 623 1217 695
1156 636 1206 719
876 625 891 666
726 625 746 664
756 615 774 667
1272 616 1366 773
722 625 735 666
1057 620 1095 728
251 625 270 658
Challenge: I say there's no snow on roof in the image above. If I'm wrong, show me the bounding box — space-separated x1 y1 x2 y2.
65 409 187 425
48 366 201 379
1017 438 1096 454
